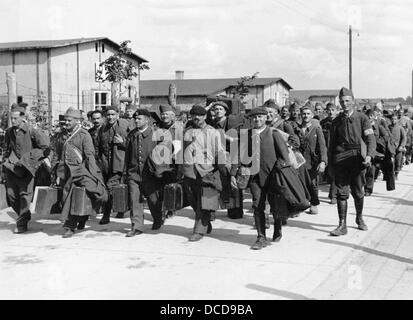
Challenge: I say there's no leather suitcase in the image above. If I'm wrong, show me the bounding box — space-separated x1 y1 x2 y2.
220 188 244 219
31 186 61 214
201 186 220 211
162 183 183 211
71 186 93 216
112 184 129 212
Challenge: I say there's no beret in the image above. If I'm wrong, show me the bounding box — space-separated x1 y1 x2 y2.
134 109 151 117
339 87 354 98
105 105 119 113
190 105 207 115
249 107 268 116
63 107 82 119
210 101 229 111
159 104 174 113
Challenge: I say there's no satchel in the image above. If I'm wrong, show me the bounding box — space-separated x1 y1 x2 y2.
333 149 358 164
201 186 220 211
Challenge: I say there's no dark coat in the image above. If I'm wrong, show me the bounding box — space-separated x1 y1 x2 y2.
3 123 50 177
97 118 129 175
297 125 328 170
52 126 108 220
240 126 291 188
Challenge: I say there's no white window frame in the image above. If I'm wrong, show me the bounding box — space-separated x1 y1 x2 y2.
93 91 111 110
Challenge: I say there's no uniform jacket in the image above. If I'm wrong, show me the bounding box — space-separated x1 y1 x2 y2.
88 125 101 159
389 123 407 150
239 126 291 188
124 126 158 183
97 118 129 175
3 122 50 177
329 111 376 163
297 124 328 170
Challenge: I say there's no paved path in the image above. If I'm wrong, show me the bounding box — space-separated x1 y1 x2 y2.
1 165 413 300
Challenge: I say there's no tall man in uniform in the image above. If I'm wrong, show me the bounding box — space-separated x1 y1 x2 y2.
124 109 164 237
97 106 130 224
2 105 50 233
388 111 406 180
329 88 376 236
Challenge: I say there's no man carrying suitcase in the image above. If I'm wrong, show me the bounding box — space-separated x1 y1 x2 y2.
51 107 108 238
96 106 130 224
2 104 50 234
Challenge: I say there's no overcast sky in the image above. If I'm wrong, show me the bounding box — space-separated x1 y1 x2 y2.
1 0 412 98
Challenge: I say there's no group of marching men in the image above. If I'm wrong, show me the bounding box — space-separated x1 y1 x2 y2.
1 86 412 250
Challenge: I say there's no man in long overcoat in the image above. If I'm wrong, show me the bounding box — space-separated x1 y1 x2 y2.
52 107 108 238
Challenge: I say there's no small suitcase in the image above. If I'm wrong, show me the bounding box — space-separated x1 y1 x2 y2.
71 186 93 216
201 186 220 211
162 183 183 211
112 184 129 212
31 186 61 214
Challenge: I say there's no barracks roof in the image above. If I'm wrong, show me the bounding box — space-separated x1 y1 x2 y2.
290 89 339 101
0 37 148 63
140 77 292 97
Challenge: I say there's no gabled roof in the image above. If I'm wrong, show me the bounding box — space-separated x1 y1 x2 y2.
140 77 292 97
0 37 148 63
290 89 338 101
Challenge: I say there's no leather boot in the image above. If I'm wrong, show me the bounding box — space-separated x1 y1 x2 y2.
251 212 267 249
272 217 282 242
330 200 348 236
354 197 368 231
99 202 111 225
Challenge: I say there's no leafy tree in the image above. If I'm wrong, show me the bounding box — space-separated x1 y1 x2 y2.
231 72 259 100
96 40 149 83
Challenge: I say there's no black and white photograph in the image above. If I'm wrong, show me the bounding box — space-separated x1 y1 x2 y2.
1 0 413 304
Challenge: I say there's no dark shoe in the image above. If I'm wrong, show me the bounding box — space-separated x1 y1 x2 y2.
207 222 212 234
126 229 143 237
330 198 337 205
281 217 288 226
251 238 267 250
330 223 348 236
62 228 75 238
210 212 216 221
188 233 203 242
272 230 282 242
115 212 125 219
99 216 110 225
356 216 368 231
364 192 371 197
13 225 28 234
166 211 174 219
77 221 86 230
152 221 164 230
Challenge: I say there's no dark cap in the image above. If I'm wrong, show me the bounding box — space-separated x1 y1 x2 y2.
159 104 174 113
190 105 207 116
249 107 268 116
210 101 229 111
134 109 151 118
339 87 354 98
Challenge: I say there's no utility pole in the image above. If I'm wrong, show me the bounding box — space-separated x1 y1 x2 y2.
349 25 352 90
